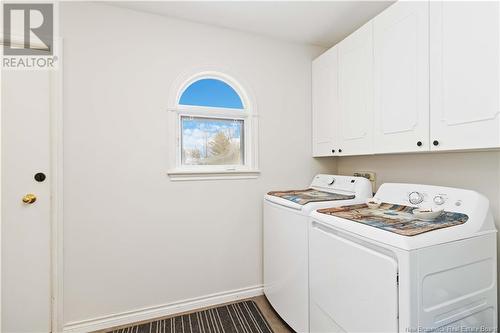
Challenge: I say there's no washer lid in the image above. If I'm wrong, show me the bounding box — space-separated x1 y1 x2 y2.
264 174 373 210
267 188 355 206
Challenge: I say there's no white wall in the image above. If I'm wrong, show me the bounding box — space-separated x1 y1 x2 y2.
62 2 500 327
60 2 335 325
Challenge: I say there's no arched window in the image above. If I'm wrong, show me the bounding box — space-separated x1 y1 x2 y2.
179 78 244 109
168 72 259 180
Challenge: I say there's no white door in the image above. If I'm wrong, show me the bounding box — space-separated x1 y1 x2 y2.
2 69 53 332
430 1 500 151
310 222 398 333
312 46 338 157
373 1 429 154
337 21 374 156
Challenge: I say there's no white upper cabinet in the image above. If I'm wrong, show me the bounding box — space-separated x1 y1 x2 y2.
311 1 500 157
373 1 429 154
312 46 338 157
430 1 500 151
337 21 374 156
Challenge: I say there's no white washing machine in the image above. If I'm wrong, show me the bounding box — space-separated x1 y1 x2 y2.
309 183 497 333
263 174 372 333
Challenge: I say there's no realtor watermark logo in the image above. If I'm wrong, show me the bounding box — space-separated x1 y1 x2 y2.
2 3 58 69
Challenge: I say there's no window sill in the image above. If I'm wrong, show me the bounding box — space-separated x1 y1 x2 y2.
167 169 261 181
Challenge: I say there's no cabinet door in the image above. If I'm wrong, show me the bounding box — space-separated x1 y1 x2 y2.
312 47 338 157
373 1 429 154
338 22 374 156
430 1 500 151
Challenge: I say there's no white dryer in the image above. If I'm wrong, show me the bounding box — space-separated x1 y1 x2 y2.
309 183 497 333
264 174 372 333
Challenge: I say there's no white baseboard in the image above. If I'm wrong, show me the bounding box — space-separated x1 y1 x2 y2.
62 285 264 333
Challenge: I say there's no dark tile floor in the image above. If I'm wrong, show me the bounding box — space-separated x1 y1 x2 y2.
95 295 294 333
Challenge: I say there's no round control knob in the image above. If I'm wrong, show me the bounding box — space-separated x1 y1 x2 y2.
433 195 445 205
408 191 424 205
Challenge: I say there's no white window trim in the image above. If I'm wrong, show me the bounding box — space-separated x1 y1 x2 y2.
167 71 260 181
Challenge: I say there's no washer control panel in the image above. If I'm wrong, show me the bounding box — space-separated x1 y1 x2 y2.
312 174 356 191
311 174 372 197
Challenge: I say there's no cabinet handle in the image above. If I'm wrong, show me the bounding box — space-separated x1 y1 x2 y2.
433 140 439 146
338 149 342 153
417 141 422 147
331 149 336 154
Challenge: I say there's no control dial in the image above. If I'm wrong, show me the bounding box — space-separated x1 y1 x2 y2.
433 195 445 205
408 191 424 205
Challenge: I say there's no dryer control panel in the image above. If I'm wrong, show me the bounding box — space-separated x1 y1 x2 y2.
374 183 488 218
406 191 449 205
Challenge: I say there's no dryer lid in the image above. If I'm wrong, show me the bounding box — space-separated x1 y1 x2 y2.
317 202 468 237
311 183 496 250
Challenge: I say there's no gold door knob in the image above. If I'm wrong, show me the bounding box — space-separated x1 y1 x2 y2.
22 193 37 204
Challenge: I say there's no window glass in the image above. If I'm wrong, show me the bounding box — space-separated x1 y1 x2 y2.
181 116 244 166
179 78 244 109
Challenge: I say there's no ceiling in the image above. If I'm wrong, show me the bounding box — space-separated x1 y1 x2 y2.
109 1 394 48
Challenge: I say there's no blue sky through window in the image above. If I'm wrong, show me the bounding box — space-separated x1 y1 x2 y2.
179 78 244 109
